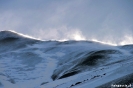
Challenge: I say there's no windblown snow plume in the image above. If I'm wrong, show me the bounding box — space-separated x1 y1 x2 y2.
0 30 133 88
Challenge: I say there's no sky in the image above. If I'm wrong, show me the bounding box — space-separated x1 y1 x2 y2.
0 0 133 45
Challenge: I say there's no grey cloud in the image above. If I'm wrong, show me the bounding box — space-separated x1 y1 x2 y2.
0 0 133 45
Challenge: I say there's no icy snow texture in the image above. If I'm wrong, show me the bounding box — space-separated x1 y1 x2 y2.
0 30 133 88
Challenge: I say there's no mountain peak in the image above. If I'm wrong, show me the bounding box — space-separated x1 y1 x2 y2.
0 30 36 40
0 30 23 40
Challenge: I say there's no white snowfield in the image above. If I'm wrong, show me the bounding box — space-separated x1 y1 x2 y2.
0 30 133 88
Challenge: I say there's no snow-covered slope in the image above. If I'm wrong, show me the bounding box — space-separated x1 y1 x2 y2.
0 30 133 88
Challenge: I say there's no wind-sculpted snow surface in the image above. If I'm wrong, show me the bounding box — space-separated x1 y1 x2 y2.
0 31 133 88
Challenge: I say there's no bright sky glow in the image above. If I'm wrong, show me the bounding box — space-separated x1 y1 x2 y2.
73 31 86 40
120 36 133 45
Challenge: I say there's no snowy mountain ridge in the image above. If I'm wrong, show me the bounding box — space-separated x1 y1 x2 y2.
0 30 133 88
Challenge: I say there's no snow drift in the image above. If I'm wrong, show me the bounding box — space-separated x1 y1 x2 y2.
0 30 133 88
